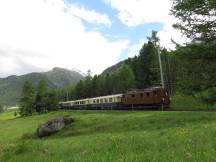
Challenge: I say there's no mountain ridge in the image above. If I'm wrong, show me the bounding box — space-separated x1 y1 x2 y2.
0 67 84 106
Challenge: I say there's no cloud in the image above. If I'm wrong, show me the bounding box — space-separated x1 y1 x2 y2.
0 0 129 77
104 0 189 49
69 5 112 26
158 18 190 50
104 0 171 27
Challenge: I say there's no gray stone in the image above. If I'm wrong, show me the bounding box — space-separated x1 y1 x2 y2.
37 117 74 137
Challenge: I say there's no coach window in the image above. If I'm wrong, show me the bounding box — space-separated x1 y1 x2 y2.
100 99 103 103
97 99 99 103
109 98 113 102
105 99 108 103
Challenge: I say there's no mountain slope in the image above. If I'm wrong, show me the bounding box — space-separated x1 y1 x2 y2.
101 60 125 75
0 67 84 106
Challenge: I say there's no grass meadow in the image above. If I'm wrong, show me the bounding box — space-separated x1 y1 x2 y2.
1 110 216 162
171 94 216 110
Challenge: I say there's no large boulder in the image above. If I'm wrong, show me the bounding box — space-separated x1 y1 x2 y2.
37 117 74 137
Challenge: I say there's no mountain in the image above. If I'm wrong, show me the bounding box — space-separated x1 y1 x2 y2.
101 60 125 75
0 67 84 106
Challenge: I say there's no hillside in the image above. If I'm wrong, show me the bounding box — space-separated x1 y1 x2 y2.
1 110 216 161
101 60 125 75
0 67 84 106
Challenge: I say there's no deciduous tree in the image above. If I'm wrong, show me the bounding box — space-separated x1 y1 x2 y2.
171 0 216 41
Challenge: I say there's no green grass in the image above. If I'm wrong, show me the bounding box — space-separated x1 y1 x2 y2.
1 110 216 162
171 94 216 110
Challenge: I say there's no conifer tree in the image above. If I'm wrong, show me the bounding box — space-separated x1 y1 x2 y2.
46 91 59 111
35 80 48 113
19 80 35 116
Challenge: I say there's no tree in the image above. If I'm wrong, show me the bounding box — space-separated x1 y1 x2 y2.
19 80 36 116
91 75 101 97
83 70 93 98
171 0 216 41
75 80 85 99
0 104 4 113
127 31 161 88
174 41 216 95
104 74 114 95
35 80 48 113
170 0 216 106
46 91 59 111
115 64 136 93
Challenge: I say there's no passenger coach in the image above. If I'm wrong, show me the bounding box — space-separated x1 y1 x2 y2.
60 87 170 110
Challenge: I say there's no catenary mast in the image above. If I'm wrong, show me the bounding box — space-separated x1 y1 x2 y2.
157 47 165 88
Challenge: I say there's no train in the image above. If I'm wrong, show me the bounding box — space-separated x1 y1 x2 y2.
59 87 170 110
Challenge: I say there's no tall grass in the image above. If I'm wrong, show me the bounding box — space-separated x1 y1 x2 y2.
1 110 216 161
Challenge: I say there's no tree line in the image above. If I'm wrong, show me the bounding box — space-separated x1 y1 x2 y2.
19 80 59 117
55 32 163 102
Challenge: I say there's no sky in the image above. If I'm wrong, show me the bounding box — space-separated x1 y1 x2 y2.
0 0 188 77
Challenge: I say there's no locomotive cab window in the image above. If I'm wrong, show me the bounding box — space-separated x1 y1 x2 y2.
146 92 150 97
140 93 143 97
131 94 135 97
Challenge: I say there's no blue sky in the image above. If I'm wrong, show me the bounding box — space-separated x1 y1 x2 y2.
64 0 164 60
0 0 187 77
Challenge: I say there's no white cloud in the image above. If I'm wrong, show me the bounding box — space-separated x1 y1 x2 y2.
104 0 172 27
0 0 128 77
69 5 112 26
104 0 189 49
158 18 190 50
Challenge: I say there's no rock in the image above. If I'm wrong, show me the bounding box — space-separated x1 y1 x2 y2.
37 117 74 137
